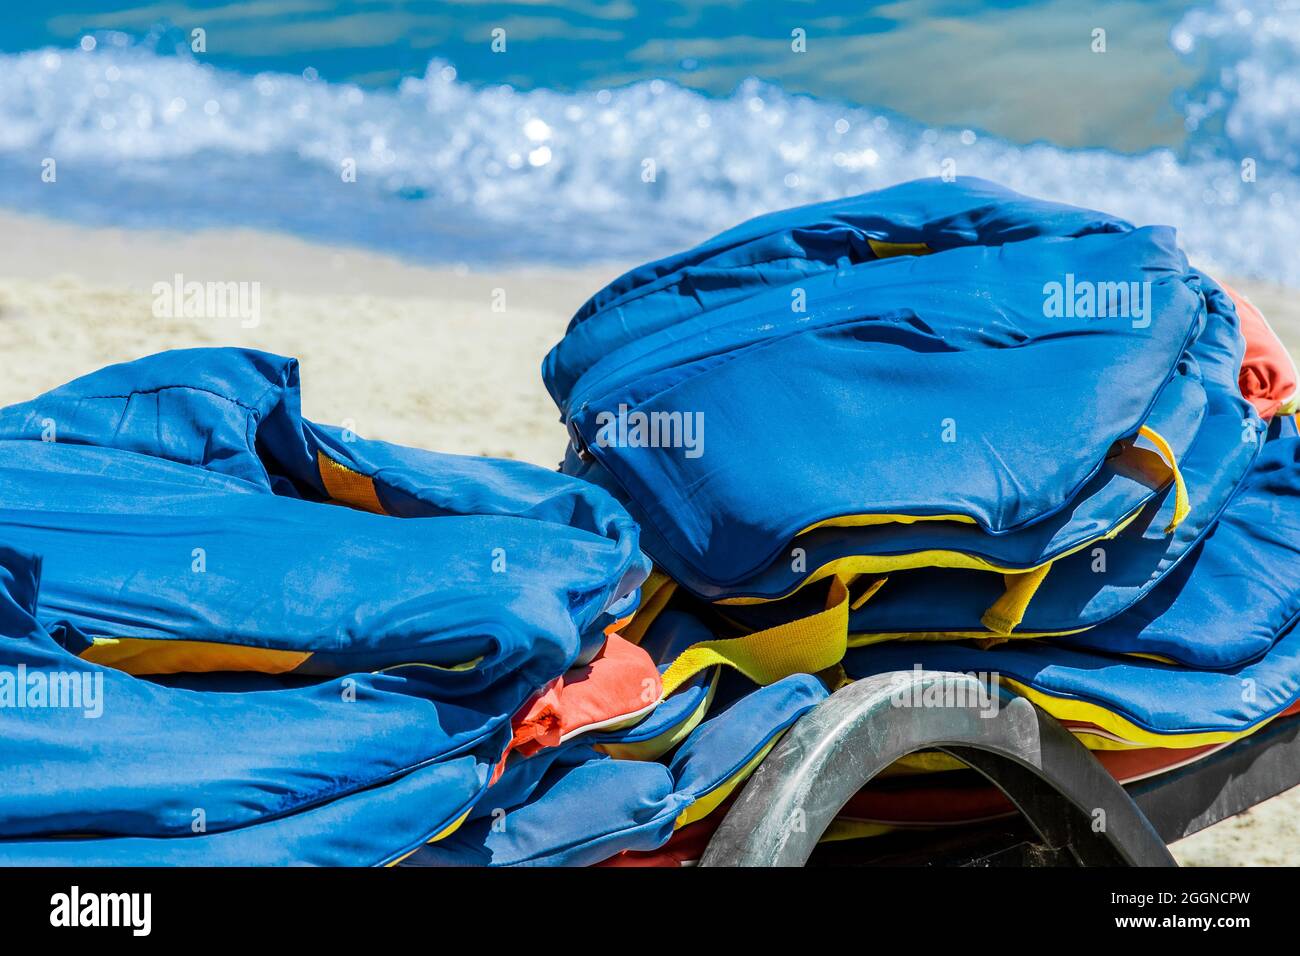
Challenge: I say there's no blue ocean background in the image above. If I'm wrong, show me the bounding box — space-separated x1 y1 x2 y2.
0 0 1297 281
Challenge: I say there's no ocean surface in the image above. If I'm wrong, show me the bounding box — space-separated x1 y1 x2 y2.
0 0 1297 281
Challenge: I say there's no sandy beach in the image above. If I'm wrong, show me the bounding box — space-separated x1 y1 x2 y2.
0 210 609 469
1 208 1296 865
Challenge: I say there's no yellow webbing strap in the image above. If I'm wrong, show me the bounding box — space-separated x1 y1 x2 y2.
659 577 851 697
1136 425 1190 534
979 562 1052 637
850 575 887 610
317 450 388 515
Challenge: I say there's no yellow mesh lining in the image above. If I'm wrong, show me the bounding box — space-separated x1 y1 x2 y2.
317 451 387 515
867 238 931 258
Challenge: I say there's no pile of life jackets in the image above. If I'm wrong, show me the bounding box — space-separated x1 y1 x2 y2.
0 348 824 865
4 178 1297 866
543 177 1300 863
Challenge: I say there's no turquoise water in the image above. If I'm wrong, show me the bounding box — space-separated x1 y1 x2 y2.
0 0 1297 279
0 1 1201 150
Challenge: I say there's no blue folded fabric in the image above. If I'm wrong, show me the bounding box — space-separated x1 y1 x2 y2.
407 673 828 866
0 544 503 865
0 349 649 682
841 270 1262 636
545 180 1235 639
843 435 1300 740
0 348 654 864
545 176 1134 408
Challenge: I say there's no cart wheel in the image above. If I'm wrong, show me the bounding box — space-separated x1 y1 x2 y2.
700 670 1176 867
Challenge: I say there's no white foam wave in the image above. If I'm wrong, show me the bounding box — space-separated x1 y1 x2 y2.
0 4 1296 280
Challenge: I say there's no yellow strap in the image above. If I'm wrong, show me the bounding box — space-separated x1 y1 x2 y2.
1136 425 1190 534
850 575 887 610
979 562 1052 637
660 577 851 697
979 438 1178 634
317 451 387 515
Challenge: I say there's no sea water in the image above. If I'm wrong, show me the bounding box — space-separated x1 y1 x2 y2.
0 0 1296 282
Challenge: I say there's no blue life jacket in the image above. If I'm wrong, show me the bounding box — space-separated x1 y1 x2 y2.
0 349 652 864
546 180 1261 692
406 673 827 866
842 432 1300 746
0 348 649 683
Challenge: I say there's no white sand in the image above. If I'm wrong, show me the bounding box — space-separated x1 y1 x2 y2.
1 209 1296 865
0 211 618 468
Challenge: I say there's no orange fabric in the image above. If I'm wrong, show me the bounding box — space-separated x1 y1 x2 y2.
605 613 635 636
508 634 662 759
1220 278 1298 420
